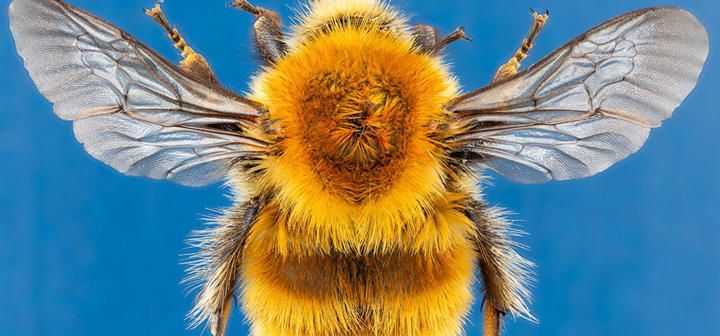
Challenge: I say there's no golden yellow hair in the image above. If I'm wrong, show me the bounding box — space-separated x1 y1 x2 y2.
234 1 484 335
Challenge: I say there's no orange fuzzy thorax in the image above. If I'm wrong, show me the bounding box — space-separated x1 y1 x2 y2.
242 1 476 335
250 22 461 254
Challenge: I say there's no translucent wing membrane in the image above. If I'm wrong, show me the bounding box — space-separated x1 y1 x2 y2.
449 7 708 183
9 0 267 187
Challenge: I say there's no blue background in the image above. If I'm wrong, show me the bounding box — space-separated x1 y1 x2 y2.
1 0 718 335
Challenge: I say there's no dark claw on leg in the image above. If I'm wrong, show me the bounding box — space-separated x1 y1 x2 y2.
441 27 472 45
493 304 510 316
144 2 173 34
228 0 262 15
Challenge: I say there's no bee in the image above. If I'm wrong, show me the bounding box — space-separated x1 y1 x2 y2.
9 0 709 335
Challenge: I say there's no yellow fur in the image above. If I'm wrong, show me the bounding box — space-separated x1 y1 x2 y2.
239 1 479 335
241 197 476 336
249 23 460 254
288 0 411 48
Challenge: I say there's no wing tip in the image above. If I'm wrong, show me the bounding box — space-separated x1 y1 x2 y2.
649 6 709 51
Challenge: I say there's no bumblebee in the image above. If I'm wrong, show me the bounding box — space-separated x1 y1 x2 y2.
9 0 708 335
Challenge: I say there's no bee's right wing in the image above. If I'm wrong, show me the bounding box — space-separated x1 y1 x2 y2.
448 7 708 184
9 0 268 187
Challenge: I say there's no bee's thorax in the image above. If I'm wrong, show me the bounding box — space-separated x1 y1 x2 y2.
250 21 459 226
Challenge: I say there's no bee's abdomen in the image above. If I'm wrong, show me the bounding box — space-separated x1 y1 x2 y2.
237 195 478 336
241 231 476 336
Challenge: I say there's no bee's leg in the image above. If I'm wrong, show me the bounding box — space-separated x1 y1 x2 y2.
144 2 219 84
467 201 535 336
493 9 549 83
411 24 471 54
185 198 262 336
229 0 288 64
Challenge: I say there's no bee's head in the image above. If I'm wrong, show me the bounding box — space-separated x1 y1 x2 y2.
289 0 410 48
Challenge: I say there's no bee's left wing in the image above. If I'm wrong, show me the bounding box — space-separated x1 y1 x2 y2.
448 7 708 183
9 0 267 187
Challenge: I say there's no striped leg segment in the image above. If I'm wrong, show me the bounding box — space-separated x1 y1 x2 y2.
493 9 549 83
144 1 219 84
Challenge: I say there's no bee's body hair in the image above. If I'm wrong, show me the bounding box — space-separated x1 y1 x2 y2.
18 1 708 336
410 24 443 53
287 0 412 49
252 10 288 64
211 3 533 333
185 196 262 336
